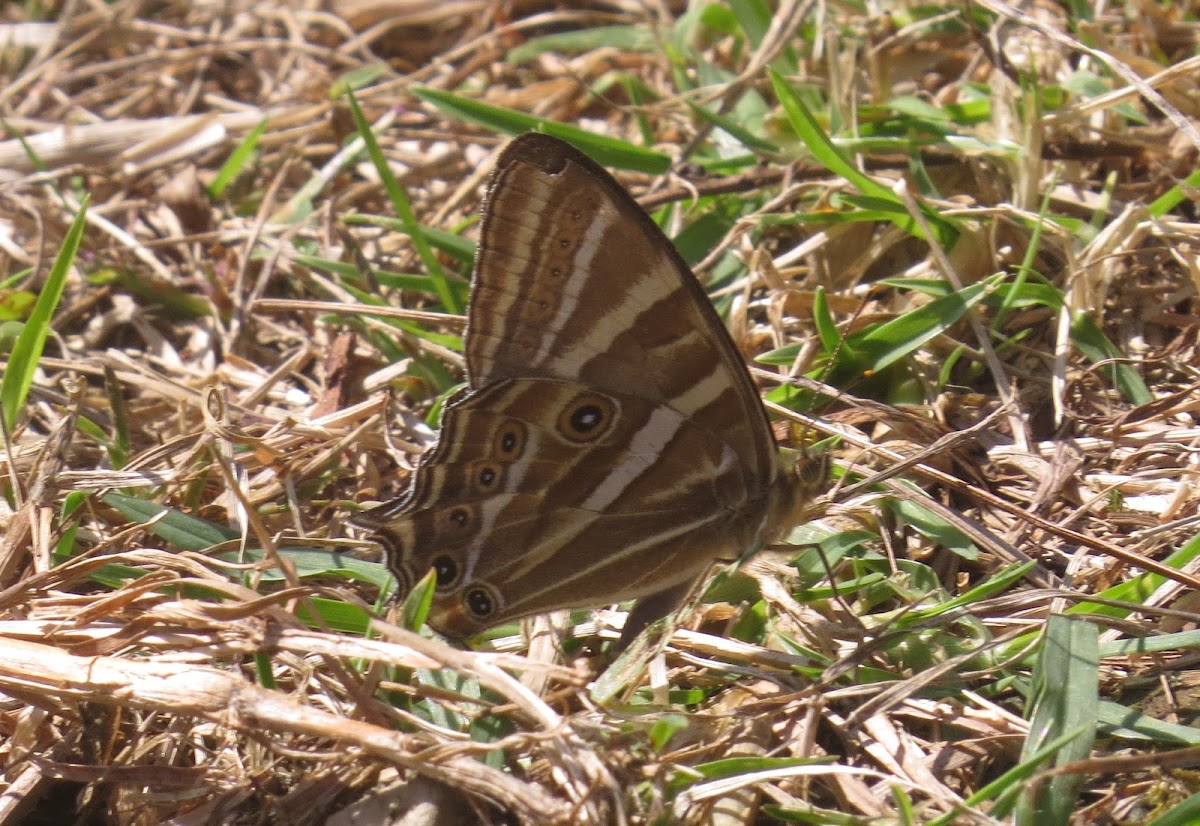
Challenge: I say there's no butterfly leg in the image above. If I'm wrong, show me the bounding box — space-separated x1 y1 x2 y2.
617 579 699 649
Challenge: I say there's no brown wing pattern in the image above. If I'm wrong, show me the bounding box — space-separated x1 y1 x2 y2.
373 377 772 638
369 134 810 638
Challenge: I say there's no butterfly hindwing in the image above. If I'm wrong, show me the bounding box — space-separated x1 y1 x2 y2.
374 377 763 637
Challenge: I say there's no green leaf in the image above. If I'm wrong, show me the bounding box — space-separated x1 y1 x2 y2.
1016 615 1098 826
412 87 671 174
886 499 980 561
399 569 436 632
812 286 840 353
209 118 267 198
0 320 22 353
0 289 35 321
345 91 461 315
768 70 957 246
648 713 689 752
2 196 88 430
294 597 375 635
1069 311 1152 404
54 490 88 559
1146 792 1200 826
853 276 995 372
506 26 655 65
210 548 392 588
102 491 237 550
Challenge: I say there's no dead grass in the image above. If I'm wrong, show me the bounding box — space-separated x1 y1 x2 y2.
1 1 1199 824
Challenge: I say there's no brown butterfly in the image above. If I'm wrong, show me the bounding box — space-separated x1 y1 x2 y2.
357 133 822 641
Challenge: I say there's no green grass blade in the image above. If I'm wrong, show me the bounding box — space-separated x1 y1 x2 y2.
685 99 781 153
506 25 655 65
1146 791 1200 826
1148 166 1200 218
770 71 894 202
994 530 1200 660
210 548 391 587
1097 700 1200 745
728 0 799 75
346 216 477 265
995 171 1056 330
854 277 994 372
925 726 1089 826
1 195 89 431
1016 615 1098 826
102 491 238 550
1069 311 1153 404
345 91 462 315
399 569 436 632
327 64 388 100
411 87 671 174
208 117 267 198
769 70 957 246
811 286 840 352
54 490 88 559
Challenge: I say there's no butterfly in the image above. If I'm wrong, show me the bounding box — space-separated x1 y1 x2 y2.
357 133 822 641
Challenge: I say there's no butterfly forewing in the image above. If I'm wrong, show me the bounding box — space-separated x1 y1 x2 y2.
468 134 779 484
370 134 810 639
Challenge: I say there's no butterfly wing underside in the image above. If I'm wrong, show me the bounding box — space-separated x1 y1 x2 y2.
369 134 804 638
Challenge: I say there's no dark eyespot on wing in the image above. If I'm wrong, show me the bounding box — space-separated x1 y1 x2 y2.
432 554 461 589
493 420 527 461
465 585 500 619
475 462 501 490
556 391 617 443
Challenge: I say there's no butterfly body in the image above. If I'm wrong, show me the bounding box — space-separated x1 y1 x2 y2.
364 134 819 639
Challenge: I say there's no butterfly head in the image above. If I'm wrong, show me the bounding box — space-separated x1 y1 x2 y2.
767 450 832 540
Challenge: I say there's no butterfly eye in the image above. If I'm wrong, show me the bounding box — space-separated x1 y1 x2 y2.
432 555 461 589
464 585 500 620
493 422 526 461
558 392 617 443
